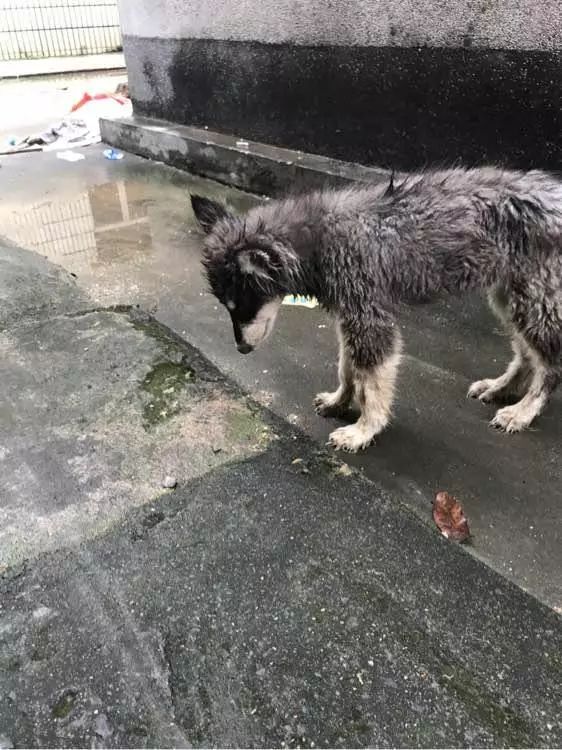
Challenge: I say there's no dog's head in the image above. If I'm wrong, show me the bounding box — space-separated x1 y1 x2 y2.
191 194 298 354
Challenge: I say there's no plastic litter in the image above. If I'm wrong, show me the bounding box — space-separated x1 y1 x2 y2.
3 85 132 155
56 150 85 162
103 148 124 160
70 90 128 113
282 295 318 308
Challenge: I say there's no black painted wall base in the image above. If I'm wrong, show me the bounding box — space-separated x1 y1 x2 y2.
124 35 562 172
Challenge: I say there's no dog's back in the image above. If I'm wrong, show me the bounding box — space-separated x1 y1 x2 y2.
250 167 562 302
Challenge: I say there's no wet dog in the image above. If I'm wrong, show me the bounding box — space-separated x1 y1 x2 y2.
191 167 561 451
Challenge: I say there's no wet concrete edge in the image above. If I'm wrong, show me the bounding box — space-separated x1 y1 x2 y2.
100 115 389 197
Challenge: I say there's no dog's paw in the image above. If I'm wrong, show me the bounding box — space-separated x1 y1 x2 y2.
314 391 348 418
490 405 531 433
328 424 375 453
467 379 496 402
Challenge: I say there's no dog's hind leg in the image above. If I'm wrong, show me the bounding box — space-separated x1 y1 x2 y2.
491 278 560 432
315 323 354 417
491 348 559 432
329 327 402 452
468 286 532 402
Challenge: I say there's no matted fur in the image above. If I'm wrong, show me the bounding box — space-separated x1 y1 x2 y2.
192 167 561 450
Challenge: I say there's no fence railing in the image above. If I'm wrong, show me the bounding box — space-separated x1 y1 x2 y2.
0 0 121 61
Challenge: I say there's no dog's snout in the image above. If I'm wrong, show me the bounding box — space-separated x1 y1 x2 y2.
237 342 254 355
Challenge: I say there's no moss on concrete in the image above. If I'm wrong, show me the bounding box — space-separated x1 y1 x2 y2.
140 360 195 428
225 400 272 449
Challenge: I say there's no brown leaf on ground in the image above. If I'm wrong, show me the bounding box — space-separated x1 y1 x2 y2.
433 491 471 543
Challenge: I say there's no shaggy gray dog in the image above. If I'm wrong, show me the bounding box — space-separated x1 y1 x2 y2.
192 167 561 452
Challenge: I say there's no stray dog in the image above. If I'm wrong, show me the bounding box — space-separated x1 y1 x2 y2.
191 167 561 451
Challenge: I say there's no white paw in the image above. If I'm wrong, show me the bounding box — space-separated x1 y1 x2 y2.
328 424 375 453
314 391 348 418
467 379 496 402
490 405 531 433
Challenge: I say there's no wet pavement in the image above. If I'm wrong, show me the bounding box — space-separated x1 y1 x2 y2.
0 146 561 748
2 426 561 747
0 145 560 611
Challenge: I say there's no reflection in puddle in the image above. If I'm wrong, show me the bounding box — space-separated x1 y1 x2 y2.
0 167 258 308
1 180 153 275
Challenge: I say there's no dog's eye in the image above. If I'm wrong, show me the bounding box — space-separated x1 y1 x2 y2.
226 300 236 311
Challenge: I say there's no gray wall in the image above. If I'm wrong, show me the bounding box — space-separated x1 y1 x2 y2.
118 0 562 172
119 0 561 51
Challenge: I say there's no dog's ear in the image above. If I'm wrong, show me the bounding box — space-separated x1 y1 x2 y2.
237 244 299 287
382 170 395 198
237 248 274 281
190 194 231 233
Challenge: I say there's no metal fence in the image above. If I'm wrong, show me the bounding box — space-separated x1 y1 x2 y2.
0 0 122 61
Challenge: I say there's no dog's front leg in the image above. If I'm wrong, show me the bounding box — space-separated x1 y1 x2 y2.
328 323 402 452
315 322 354 417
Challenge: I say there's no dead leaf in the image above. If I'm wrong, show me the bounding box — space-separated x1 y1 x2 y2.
433 491 470 543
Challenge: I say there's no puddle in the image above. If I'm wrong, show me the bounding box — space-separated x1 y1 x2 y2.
0 163 257 306
1 180 155 276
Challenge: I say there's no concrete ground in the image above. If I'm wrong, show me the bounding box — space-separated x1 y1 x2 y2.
0 147 560 747
0 53 125 80
1 146 560 609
